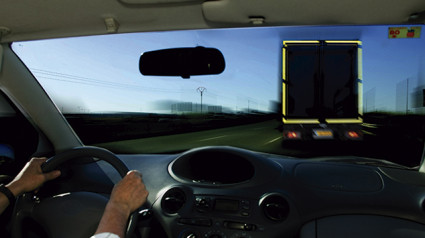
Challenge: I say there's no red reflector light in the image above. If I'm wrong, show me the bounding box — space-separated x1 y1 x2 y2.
347 131 359 138
285 131 300 139
288 132 297 138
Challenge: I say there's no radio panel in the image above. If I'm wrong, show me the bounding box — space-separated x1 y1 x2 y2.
195 195 251 217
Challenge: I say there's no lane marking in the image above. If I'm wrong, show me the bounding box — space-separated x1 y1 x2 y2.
362 123 379 128
361 130 376 136
264 136 282 145
199 135 228 141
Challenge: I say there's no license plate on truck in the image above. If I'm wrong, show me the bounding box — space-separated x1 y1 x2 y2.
313 129 334 139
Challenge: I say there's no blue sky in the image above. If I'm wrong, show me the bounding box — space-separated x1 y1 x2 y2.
12 24 425 114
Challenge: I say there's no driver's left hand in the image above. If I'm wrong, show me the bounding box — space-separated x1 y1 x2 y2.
7 157 61 197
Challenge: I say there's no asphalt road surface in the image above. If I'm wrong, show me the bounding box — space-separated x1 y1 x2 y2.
98 120 424 167
98 120 283 153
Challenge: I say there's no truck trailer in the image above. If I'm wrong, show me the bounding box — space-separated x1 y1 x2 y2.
282 40 363 140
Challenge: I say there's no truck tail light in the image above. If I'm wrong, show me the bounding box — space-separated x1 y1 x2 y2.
346 131 360 139
285 131 301 139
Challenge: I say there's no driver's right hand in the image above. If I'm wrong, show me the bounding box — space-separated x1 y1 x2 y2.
109 170 149 215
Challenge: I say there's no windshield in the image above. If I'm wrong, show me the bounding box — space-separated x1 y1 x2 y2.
12 25 425 168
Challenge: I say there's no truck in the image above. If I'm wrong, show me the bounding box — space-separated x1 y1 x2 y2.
281 40 363 140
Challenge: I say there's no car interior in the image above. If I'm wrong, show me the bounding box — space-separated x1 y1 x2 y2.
2 1 425 238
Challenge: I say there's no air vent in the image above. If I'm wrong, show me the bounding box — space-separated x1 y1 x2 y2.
161 187 186 214
260 194 290 222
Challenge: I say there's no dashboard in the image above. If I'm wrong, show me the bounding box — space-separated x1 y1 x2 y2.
98 146 425 238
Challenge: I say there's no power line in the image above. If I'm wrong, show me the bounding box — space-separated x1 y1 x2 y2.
31 68 185 94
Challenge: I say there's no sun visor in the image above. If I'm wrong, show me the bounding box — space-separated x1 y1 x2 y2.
202 0 425 25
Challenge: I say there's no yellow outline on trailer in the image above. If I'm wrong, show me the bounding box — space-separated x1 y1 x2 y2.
283 40 320 47
358 47 363 117
282 40 363 125
283 118 320 124
325 40 362 45
282 80 286 118
325 119 362 124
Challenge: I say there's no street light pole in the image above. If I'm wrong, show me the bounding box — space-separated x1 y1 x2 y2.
197 87 207 113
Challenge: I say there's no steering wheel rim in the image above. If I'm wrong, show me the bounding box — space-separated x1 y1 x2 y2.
11 146 138 238
41 146 129 177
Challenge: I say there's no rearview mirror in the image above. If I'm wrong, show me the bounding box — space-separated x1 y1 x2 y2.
139 47 225 79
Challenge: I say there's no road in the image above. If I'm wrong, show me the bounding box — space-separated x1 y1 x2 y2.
97 120 424 167
98 120 284 154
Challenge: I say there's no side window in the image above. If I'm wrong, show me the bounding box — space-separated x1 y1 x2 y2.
0 91 39 181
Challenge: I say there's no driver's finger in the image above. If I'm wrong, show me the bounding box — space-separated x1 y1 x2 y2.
127 170 141 176
43 170 61 181
31 157 48 164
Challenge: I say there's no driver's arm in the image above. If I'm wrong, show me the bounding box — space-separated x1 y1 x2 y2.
0 157 61 214
93 170 149 238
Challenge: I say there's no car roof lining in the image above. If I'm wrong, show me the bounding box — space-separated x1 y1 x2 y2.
203 0 425 25
0 0 425 43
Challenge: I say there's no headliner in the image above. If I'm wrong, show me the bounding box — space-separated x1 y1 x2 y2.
1 0 425 43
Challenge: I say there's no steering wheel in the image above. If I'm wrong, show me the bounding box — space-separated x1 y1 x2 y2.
10 146 139 238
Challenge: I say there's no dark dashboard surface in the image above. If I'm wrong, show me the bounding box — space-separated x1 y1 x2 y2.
97 146 425 238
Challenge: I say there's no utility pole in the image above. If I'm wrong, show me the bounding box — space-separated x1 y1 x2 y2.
406 78 409 114
197 87 207 113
